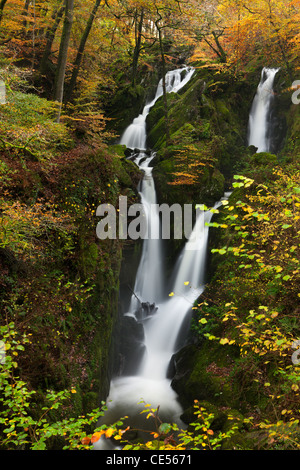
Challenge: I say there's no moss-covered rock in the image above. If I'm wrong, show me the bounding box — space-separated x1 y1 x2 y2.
153 153 225 209
144 68 252 215
251 152 278 165
280 100 300 159
104 84 146 138
171 342 240 410
146 77 206 151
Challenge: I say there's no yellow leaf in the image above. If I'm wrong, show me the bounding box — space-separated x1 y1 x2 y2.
169 292 174 297
105 428 114 438
220 338 229 345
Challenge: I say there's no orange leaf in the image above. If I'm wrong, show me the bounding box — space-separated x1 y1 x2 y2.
119 426 130 436
91 431 104 443
81 436 91 445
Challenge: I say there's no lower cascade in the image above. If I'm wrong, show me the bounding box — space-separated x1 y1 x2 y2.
95 67 229 449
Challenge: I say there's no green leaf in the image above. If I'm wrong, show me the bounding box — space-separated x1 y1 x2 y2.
159 423 172 434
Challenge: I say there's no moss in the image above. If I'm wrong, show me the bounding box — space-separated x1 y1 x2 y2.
146 113 167 149
170 122 198 143
153 152 225 209
105 84 146 135
145 77 206 151
145 69 250 211
251 152 278 165
146 102 165 134
80 242 99 277
280 103 300 158
0 90 74 164
109 144 127 158
215 99 231 120
172 342 240 410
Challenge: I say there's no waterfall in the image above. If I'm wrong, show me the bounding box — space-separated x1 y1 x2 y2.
129 154 164 311
137 200 225 381
248 67 279 153
95 66 227 449
119 66 195 150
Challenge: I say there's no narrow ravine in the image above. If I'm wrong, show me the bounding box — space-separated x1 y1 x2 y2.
95 65 279 449
95 67 226 449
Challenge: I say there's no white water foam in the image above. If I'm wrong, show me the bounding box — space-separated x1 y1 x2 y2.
248 67 279 152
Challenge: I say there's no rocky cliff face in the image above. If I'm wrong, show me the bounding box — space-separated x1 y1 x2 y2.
146 67 253 208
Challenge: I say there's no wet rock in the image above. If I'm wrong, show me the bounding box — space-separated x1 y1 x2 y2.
115 315 145 377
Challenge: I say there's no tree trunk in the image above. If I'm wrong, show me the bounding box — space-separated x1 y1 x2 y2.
203 32 227 64
65 0 102 103
131 7 144 87
53 0 74 123
22 0 31 29
212 31 227 63
157 26 170 147
39 3 65 76
0 0 8 23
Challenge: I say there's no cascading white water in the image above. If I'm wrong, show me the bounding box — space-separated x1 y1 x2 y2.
119 67 195 150
94 65 226 449
248 67 279 152
129 154 164 310
155 66 196 99
137 200 225 381
95 199 223 448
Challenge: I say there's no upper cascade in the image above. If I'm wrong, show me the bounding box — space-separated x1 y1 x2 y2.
119 66 195 150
